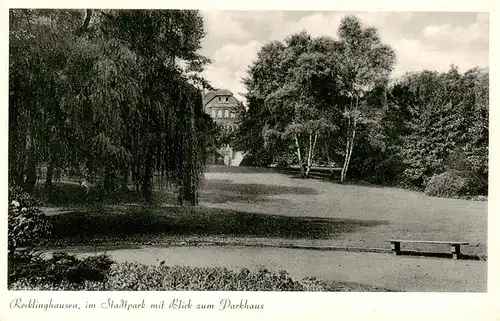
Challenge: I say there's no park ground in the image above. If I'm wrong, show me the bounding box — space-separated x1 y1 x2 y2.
38 166 488 291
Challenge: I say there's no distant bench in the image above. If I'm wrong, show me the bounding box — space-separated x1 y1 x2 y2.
389 239 469 259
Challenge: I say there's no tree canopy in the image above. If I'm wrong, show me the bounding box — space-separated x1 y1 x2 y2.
237 15 487 196
9 9 218 204
239 16 396 180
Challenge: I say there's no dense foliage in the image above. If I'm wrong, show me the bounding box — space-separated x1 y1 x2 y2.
9 9 218 204
238 16 396 180
237 15 488 197
424 171 468 198
9 256 325 291
8 185 52 255
9 252 114 286
348 66 489 196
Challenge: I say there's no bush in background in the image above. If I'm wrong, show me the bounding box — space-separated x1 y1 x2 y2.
424 170 469 198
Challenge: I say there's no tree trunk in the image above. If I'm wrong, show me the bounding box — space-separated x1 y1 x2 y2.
24 158 37 193
341 119 356 183
10 132 25 186
142 166 152 200
305 134 312 178
121 169 129 191
304 133 318 179
78 9 92 35
9 98 25 186
324 141 335 178
141 149 153 200
45 160 54 187
294 134 305 178
340 96 359 184
24 132 37 193
14 172 24 187
132 164 140 192
103 167 114 192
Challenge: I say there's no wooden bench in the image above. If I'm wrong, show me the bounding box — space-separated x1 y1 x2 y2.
389 240 469 259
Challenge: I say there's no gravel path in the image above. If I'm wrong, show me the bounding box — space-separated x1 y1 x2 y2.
45 245 486 292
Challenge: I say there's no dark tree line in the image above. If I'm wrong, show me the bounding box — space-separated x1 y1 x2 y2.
9 9 218 204
348 65 488 196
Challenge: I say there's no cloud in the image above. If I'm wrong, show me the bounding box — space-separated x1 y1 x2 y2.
212 40 262 69
268 12 414 41
392 38 488 76
199 11 488 101
422 13 489 45
393 13 489 75
356 11 414 26
274 12 343 39
203 11 251 39
202 65 247 102
205 40 263 102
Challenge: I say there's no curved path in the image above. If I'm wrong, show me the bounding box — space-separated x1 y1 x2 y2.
46 245 486 292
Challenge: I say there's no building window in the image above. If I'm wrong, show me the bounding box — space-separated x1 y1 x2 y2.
211 110 215 118
230 112 235 118
225 97 228 102
224 110 229 118
217 110 222 118
218 97 221 102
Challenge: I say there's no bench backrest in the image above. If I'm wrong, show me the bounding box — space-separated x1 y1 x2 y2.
389 240 469 245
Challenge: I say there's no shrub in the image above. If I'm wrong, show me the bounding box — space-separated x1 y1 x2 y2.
9 185 41 207
8 252 114 286
9 262 326 291
444 151 488 196
8 279 104 291
469 195 488 201
463 171 488 197
34 183 90 206
424 170 468 198
8 185 52 254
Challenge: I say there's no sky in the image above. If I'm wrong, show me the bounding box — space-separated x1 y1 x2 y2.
198 11 489 102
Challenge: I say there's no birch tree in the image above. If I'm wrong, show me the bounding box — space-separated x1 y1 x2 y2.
334 16 396 183
248 33 338 178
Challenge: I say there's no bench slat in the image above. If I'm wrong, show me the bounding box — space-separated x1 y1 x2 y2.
388 240 469 245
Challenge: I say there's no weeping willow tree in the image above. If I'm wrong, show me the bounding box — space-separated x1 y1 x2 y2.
9 10 77 191
9 9 214 205
100 10 212 204
128 63 208 204
161 78 206 205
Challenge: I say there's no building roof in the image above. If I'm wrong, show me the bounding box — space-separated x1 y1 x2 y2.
203 89 236 106
203 91 216 105
215 89 233 96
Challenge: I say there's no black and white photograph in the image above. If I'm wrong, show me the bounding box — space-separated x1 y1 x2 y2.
6 6 490 299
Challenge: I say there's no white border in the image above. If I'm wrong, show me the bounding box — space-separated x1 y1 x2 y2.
1 1 498 321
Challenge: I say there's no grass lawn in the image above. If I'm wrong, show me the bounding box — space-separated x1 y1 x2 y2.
38 166 487 258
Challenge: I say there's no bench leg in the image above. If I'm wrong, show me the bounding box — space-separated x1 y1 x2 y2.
451 245 461 259
391 242 401 255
